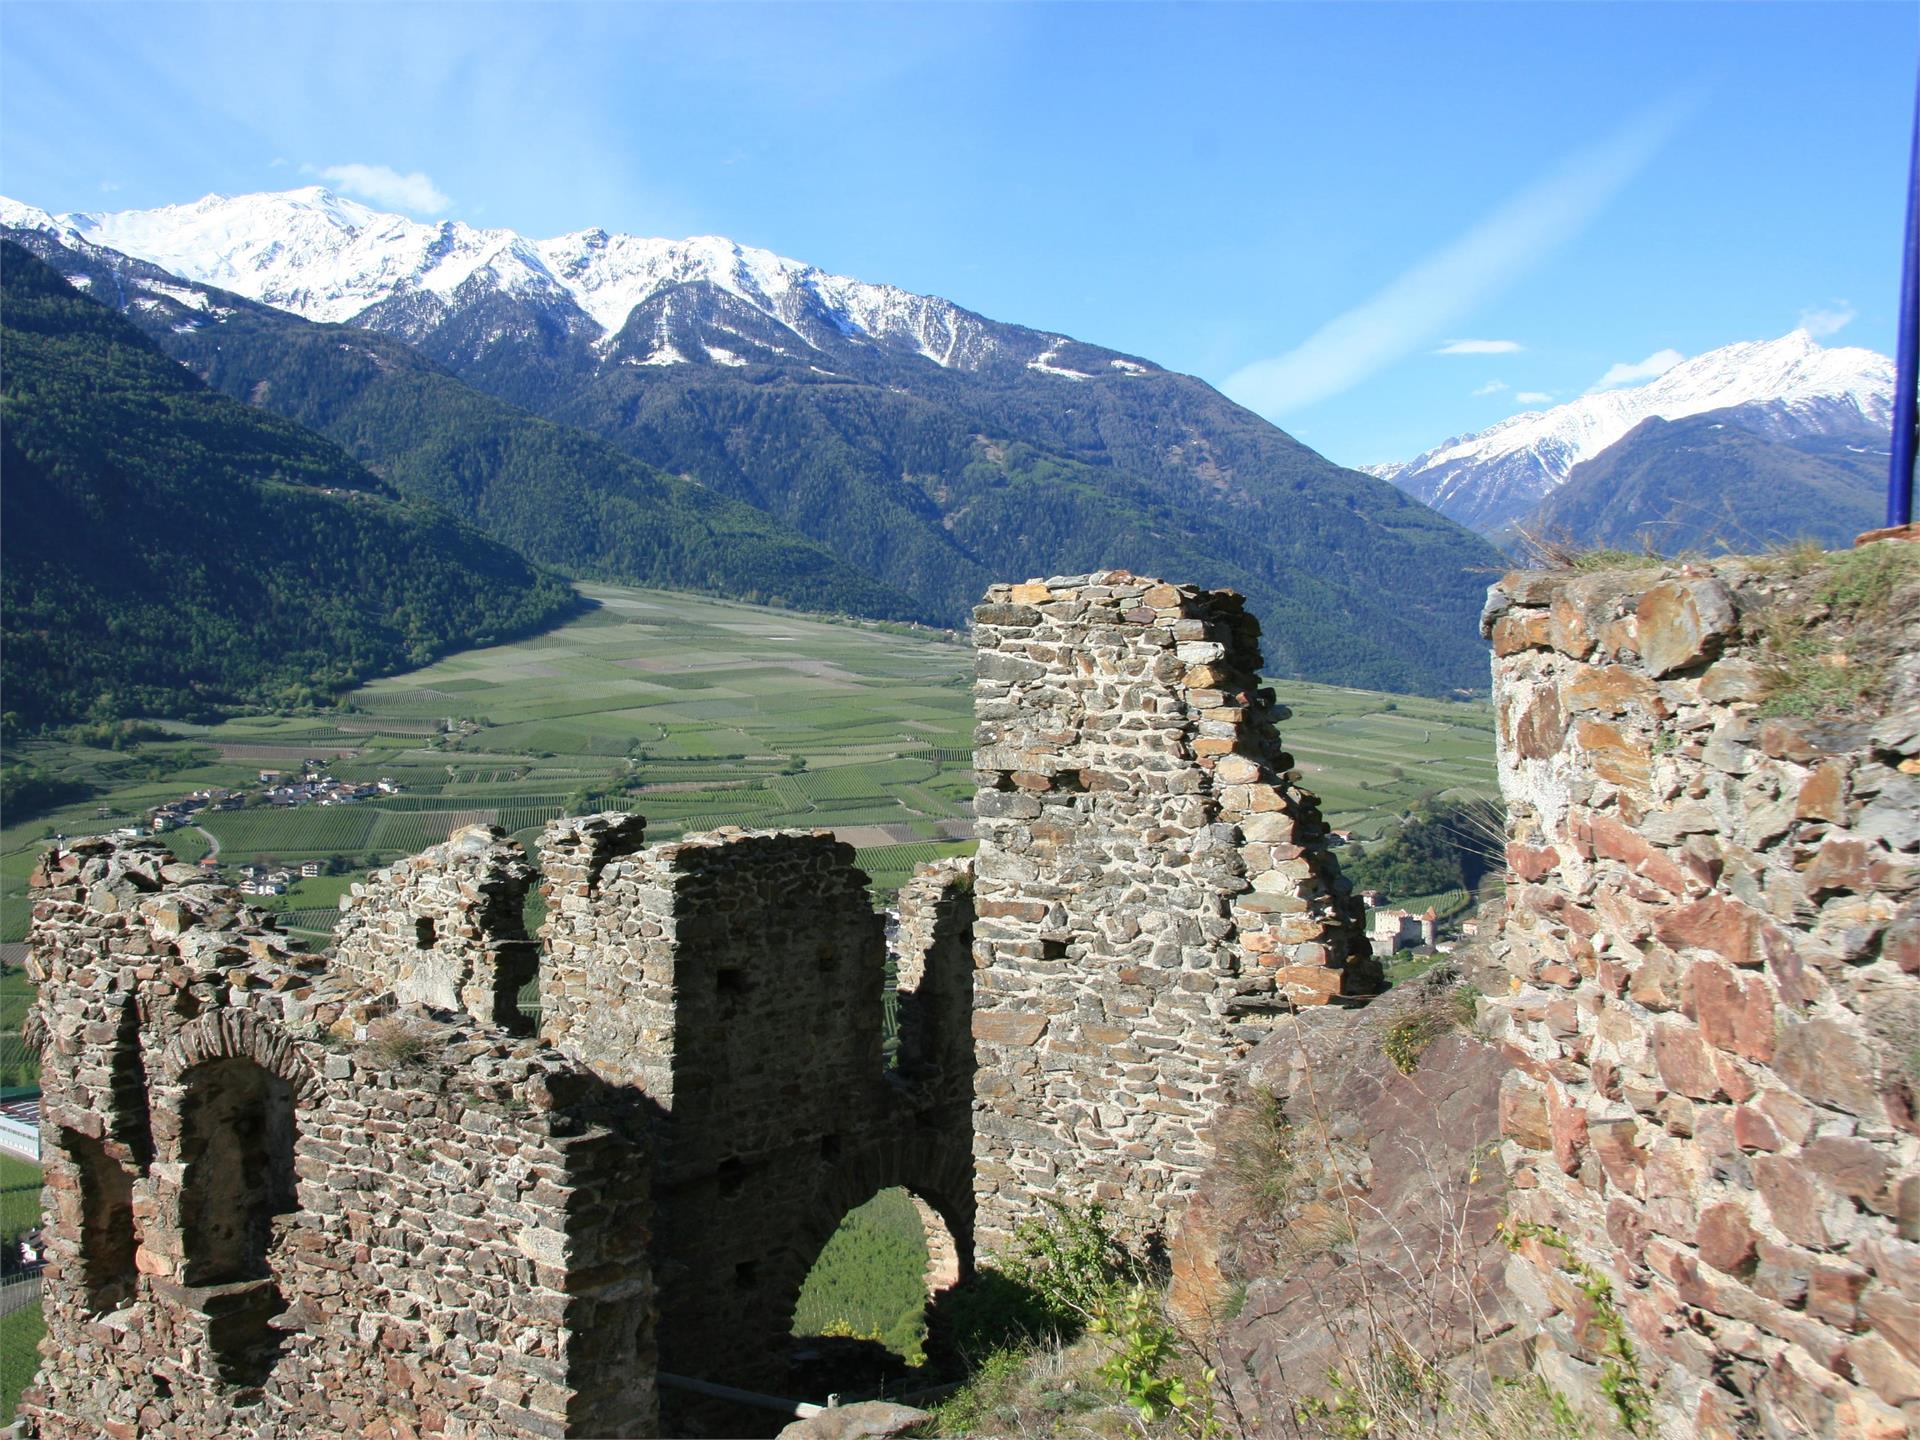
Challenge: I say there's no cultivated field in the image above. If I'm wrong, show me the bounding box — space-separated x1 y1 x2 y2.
0 583 1495 953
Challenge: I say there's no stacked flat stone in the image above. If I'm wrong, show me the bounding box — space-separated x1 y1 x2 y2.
969 571 1373 1249
21 838 654 1440
893 857 977 1087
1481 559 1920 1438
332 823 538 1027
22 569 1398 1437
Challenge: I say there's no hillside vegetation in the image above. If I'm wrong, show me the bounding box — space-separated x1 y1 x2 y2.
0 243 580 730
6 230 932 626
538 360 1506 694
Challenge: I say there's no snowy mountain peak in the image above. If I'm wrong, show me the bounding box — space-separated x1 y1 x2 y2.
0 188 1134 381
1374 330 1895 533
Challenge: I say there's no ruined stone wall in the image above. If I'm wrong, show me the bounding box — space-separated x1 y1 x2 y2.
969 571 1372 1249
23 818 979 1436
27 569 1384 1434
533 819 976 1405
21 838 655 1440
332 823 538 1030
1481 558 1920 1438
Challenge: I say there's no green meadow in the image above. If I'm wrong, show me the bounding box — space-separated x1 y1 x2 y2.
0 581 1495 955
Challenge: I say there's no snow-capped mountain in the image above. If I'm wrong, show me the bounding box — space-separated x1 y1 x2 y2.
1371 331 1895 534
0 187 1146 381
1 191 1514 697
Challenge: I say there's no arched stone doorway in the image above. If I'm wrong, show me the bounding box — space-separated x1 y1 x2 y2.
791 1185 967 1368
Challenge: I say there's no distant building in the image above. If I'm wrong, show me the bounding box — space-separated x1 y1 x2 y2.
1368 905 1438 955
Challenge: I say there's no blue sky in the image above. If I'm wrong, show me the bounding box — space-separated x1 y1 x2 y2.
2 2 1914 466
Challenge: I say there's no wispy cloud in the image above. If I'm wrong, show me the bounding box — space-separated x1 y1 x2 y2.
1514 391 1554 406
1588 348 1684 391
310 162 451 215
1472 379 1509 397
1223 100 1686 416
1436 339 1523 355
97 180 121 193
1798 302 1854 338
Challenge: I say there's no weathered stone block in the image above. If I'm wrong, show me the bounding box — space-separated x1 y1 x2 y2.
1636 577 1736 677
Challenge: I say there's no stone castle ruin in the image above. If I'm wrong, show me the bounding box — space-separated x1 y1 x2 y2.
19 572 1370 1438
20 558 1917 1438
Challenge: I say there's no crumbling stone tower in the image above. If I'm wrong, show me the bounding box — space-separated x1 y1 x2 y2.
531 818 978 1399
969 572 1374 1247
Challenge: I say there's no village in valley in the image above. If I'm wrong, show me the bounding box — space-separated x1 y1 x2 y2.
89 761 404 895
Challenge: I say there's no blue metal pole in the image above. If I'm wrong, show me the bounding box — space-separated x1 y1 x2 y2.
1889 64 1920 529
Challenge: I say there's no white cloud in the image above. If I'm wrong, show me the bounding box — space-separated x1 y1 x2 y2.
1472 379 1509 397
97 180 121 193
1798 302 1854 338
312 162 451 215
1222 99 1685 416
1588 348 1685 391
1436 339 1523 355
1514 391 1554 405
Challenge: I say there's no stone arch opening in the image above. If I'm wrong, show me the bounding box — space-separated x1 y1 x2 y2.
60 1128 137 1315
177 1055 298 1385
790 1185 966 1373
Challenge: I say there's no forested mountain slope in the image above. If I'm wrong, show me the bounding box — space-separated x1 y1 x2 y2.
0 242 578 728
1514 409 1887 555
5 229 929 625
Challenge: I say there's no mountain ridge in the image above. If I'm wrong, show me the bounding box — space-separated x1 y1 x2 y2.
4 188 1512 696
1370 330 1894 534
1516 407 1888 555
3 225 939 626
0 187 1135 381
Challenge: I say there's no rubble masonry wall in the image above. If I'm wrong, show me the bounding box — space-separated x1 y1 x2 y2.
968 571 1373 1249
1482 560 1920 1438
